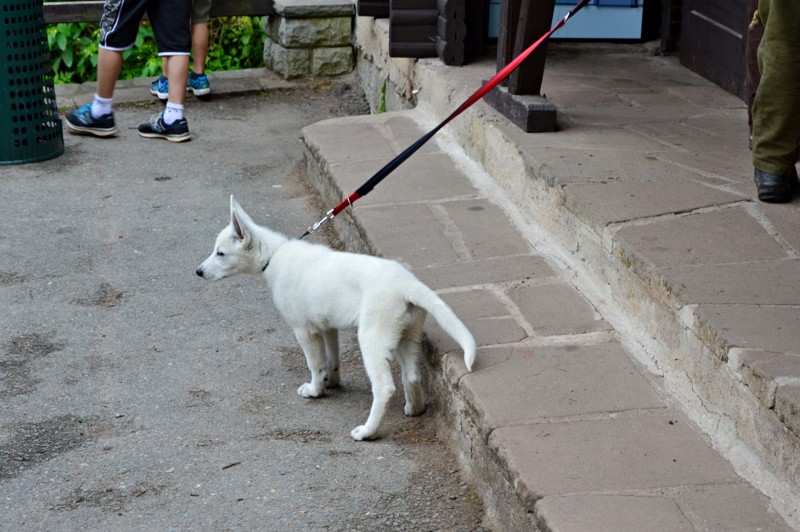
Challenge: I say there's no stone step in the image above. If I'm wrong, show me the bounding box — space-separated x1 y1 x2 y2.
348 18 800 528
301 109 794 530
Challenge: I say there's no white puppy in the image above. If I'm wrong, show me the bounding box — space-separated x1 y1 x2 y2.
197 196 476 440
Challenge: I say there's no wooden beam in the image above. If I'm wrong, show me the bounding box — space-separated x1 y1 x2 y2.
43 0 274 24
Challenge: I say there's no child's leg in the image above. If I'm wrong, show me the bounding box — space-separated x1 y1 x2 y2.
165 55 190 106
96 48 123 99
192 22 209 75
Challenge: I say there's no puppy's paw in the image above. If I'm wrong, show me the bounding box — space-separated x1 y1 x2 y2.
297 383 323 398
350 425 376 441
326 371 340 388
404 402 426 417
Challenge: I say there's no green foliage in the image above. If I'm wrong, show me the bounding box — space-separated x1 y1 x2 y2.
207 17 266 71
48 17 266 84
47 23 99 84
379 79 387 113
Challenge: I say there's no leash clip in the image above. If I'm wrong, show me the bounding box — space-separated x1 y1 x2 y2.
308 209 334 235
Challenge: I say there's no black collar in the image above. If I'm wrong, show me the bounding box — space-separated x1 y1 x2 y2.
260 242 269 272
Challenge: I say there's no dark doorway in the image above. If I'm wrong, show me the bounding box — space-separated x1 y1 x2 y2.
678 0 748 98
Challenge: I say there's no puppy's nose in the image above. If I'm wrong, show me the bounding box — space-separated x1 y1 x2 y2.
195 267 204 277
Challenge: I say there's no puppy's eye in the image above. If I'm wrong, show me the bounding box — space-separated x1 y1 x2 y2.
216 251 225 257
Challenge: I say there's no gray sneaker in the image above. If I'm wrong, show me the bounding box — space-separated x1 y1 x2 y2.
65 103 118 137
137 113 191 143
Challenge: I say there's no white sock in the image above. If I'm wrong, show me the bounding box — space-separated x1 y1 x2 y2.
91 95 113 118
163 103 184 125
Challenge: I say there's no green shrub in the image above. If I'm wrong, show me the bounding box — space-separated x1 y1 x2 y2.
47 22 100 84
48 17 266 84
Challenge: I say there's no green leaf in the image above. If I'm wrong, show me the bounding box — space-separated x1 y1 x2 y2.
62 48 74 68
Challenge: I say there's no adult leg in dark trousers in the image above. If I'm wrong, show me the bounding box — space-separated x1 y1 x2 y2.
751 0 800 202
745 0 763 147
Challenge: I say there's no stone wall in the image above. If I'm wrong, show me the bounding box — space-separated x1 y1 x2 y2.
263 0 355 79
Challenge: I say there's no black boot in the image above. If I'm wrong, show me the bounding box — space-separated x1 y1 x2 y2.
754 168 797 203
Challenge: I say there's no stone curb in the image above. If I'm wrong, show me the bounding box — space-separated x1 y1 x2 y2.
351 22 800 527
299 111 794 531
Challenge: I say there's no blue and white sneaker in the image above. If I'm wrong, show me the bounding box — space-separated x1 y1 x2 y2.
188 72 211 98
150 75 169 101
64 103 117 137
137 113 191 143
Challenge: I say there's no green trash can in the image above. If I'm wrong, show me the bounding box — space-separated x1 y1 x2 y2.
1 0 64 165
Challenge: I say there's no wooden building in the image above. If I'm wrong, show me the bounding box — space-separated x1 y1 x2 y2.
357 0 750 101
663 0 750 99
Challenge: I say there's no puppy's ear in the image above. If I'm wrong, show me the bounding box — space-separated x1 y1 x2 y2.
231 210 249 242
229 196 252 246
230 195 242 216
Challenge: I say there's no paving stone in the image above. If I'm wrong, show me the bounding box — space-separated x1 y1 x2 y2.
458 344 664 429
373 115 446 152
674 483 792 531
355 203 460 268
545 52 694 85
490 414 740 500
441 199 532 260
734 350 800 406
661 260 800 305
328 152 477 206
697 304 800 354
508 123 665 153
507 282 612 337
415 254 556 290
629 110 747 151
425 290 527 353
625 123 751 183
534 484 788 532
615 206 788 268
535 494 693 532
666 86 746 109
303 119 398 164
527 147 705 186
761 202 800 256
618 88 707 110
558 99 706 127
303 113 441 165
543 89 624 109
564 179 743 228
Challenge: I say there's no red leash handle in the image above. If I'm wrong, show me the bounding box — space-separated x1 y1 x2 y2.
299 0 592 239
331 191 360 216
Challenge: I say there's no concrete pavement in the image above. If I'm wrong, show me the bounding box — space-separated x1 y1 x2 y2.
52 42 800 530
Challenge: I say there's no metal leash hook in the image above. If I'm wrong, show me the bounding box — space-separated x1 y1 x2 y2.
298 191 360 239
300 209 334 239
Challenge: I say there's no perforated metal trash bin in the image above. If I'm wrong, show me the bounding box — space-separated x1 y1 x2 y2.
1 0 64 165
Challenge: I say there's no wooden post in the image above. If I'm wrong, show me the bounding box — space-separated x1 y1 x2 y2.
509 0 555 95
485 0 557 132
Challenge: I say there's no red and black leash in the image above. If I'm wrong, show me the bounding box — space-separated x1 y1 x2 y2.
299 0 592 239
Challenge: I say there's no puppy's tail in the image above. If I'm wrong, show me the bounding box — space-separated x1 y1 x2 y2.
405 283 477 371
